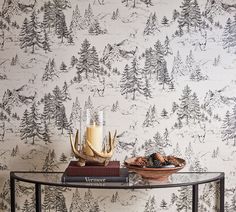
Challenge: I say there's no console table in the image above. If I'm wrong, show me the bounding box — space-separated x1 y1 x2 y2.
10 171 224 212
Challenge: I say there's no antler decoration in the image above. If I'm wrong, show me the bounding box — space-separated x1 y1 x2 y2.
70 130 117 166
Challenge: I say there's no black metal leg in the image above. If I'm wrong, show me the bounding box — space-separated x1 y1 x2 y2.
192 184 198 212
10 172 15 212
220 176 225 212
35 184 41 212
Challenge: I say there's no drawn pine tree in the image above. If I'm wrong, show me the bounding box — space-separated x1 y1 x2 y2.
143 76 152 99
161 16 169 26
120 64 131 99
89 19 102 35
19 18 29 52
28 103 42 144
177 85 192 124
191 0 202 31
172 51 185 78
141 0 153 7
28 11 43 53
90 46 100 77
77 39 92 79
143 105 157 127
70 4 83 34
60 62 67 71
178 0 193 32
164 36 172 55
185 141 193 162
69 188 83 212
90 201 100 212
160 199 168 209
43 186 55 211
224 105 236 146
84 4 94 28
71 55 78 67
55 191 67 212
173 9 180 21
176 186 192 211
143 13 159 35
42 59 58 81
159 61 171 89
62 81 71 101
143 48 154 79
56 9 69 43
190 65 205 81
161 108 168 118
153 40 165 80
222 18 233 52
21 199 30 212
42 150 57 172
42 2 54 32
171 193 178 205
83 189 94 211
42 29 51 53
57 105 69 134
70 97 82 129
20 109 30 142
221 110 231 143
42 120 50 144
67 33 74 44
186 50 196 75
52 85 64 125
191 92 201 123
59 153 67 162
42 93 54 123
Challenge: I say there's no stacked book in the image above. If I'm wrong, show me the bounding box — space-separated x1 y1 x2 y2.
62 161 129 183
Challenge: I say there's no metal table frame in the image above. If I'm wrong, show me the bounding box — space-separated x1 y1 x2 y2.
10 171 225 212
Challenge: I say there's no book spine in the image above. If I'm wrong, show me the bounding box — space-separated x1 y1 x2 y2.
62 176 129 183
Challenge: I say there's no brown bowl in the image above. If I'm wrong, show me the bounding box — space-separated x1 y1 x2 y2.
124 156 186 180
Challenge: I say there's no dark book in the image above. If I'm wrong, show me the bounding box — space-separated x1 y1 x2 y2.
61 168 129 183
65 161 120 177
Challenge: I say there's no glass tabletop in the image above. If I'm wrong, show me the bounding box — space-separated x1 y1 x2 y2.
11 171 224 189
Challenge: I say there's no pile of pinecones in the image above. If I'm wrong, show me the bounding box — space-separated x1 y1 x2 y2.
132 152 183 168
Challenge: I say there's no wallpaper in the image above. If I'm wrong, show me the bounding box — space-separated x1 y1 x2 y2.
0 0 236 211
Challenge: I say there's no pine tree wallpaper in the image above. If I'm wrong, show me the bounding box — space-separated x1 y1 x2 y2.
0 0 236 211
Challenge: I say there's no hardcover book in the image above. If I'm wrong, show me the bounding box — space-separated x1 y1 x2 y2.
61 168 129 183
65 161 120 176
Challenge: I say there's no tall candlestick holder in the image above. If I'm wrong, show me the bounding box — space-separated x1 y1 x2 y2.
70 109 117 166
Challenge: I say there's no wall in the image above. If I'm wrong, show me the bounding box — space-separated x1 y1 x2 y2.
0 0 235 211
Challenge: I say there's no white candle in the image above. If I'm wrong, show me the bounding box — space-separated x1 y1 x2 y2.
84 122 103 156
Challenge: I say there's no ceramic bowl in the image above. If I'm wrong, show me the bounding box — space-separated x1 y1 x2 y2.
124 156 186 180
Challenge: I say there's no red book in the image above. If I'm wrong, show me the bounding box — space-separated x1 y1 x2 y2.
65 161 120 177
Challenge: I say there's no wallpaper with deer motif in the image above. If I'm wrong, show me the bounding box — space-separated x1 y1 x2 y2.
0 0 236 211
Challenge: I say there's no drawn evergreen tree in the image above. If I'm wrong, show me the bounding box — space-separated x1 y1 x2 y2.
164 36 172 55
176 186 191 211
71 55 78 67
62 81 71 101
83 189 94 211
153 40 165 80
190 65 205 81
89 19 102 35
225 105 236 146
56 105 69 134
143 48 154 79
77 39 92 79
161 16 169 26
222 18 233 52
42 1 54 32
70 97 82 129
21 199 30 212
173 9 180 21
55 191 67 212
42 150 57 172
161 108 168 118
19 18 29 52
160 199 167 209
191 92 201 123
43 186 54 211
143 13 159 35
177 85 192 124
186 50 196 75
185 142 193 162
28 11 43 53
67 33 74 44
42 93 54 123
229 15 236 49
42 120 50 144
56 10 69 43
84 4 94 28
70 4 83 34
20 109 30 142
149 196 156 212
143 76 152 99
120 64 131 99
90 46 100 77
143 105 157 127
70 188 83 212
42 29 51 53
52 85 64 125
129 57 144 100
90 201 100 212
171 193 178 205
42 59 58 81
141 0 153 7
191 0 202 31
60 62 67 71
221 111 231 143
172 102 179 113
159 61 171 89
59 153 67 162
171 51 185 78
178 0 193 32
